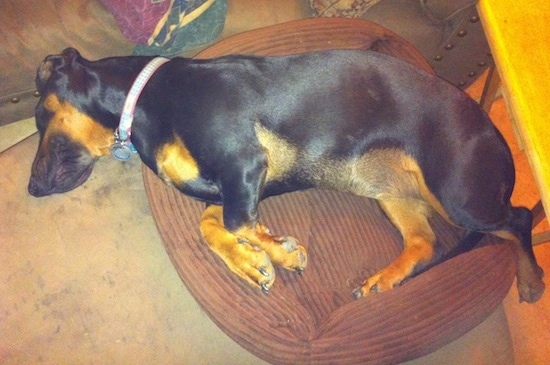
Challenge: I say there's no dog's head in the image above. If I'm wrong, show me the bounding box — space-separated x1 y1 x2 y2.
28 48 116 197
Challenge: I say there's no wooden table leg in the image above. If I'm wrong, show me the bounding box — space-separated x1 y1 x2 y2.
532 200 550 245
480 66 501 113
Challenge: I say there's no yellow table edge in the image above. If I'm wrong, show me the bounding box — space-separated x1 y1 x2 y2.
478 1 550 214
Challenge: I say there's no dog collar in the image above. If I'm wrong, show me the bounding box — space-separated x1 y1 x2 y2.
110 57 170 161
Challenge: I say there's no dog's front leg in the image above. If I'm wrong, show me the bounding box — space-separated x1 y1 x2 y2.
199 159 307 293
200 204 275 292
199 204 308 293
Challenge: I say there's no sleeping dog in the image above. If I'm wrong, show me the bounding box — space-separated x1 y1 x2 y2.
28 47 545 302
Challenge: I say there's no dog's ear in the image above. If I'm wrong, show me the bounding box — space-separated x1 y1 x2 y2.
36 48 82 92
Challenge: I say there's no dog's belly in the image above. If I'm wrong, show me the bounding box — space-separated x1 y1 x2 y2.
256 123 431 203
331 149 423 199
152 123 444 211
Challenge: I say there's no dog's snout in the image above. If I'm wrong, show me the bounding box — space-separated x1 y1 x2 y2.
28 179 39 196
28 175 46 197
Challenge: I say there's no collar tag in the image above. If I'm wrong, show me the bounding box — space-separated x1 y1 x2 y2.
110 129 135 161
110 142 133 161
111 56 170 160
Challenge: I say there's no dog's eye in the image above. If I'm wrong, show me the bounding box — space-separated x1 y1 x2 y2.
49 134 78 156
50 134 69 148
34 101 55 134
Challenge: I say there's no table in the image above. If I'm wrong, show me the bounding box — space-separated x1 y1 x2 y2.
478 1 550 219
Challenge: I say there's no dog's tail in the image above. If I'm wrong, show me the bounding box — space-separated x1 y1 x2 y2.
411 230 486 277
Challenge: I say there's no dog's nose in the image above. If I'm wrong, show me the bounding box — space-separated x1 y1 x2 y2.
28 176 47 197
28 177 40 196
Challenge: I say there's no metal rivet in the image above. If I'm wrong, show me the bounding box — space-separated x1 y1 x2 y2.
444 43 454 51
458 30 467 37
11 97 20 104
458 81 466 87
470 15 479 23
33 91 41 97
478 61 487 67
468 71 477 77
434 55 443 61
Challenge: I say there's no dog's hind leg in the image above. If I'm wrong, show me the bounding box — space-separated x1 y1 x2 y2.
492 206 545 303
353 197 436 298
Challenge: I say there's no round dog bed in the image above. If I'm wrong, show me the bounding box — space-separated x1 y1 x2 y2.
143 18 515 365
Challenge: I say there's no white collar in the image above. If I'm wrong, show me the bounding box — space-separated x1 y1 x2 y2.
110 57 170 161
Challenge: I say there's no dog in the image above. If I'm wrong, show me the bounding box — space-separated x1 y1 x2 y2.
28 47 545 303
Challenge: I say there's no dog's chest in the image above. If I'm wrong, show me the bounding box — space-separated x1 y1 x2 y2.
155 136 199 183
152 136 219 201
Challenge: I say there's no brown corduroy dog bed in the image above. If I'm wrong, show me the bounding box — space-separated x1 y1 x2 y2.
143 18 515 365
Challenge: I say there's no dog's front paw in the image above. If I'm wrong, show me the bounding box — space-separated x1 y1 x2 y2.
200 205 276 293
265 235 308 273
238 223 307 273
208 234 276 293
225 237 276 293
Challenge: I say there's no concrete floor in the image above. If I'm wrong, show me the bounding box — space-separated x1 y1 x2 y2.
1 5 550 364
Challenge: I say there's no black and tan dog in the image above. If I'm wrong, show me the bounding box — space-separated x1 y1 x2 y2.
29 47 545 302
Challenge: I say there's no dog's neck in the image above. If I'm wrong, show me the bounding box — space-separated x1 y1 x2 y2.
110 57 170 161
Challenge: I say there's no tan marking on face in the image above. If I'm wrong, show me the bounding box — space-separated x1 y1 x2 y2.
156 136 200 185
254 123 298 182
43 94 114 156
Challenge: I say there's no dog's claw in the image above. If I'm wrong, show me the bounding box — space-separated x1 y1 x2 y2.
259 266 269 277
352 284 379 299
352 288 363 300
261 282 270 294
295 267 304 276
237 237 249 245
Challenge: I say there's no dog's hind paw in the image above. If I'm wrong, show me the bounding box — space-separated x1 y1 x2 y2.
518 281 545 303
352 268 406 299
517 265 545 303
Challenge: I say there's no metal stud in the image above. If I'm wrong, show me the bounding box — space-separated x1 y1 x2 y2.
10 97 20 103
468 71 477 77
470 15 479 23
458 30 468 37
444 43 454 51
434 55 443 61
33 91 41 97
